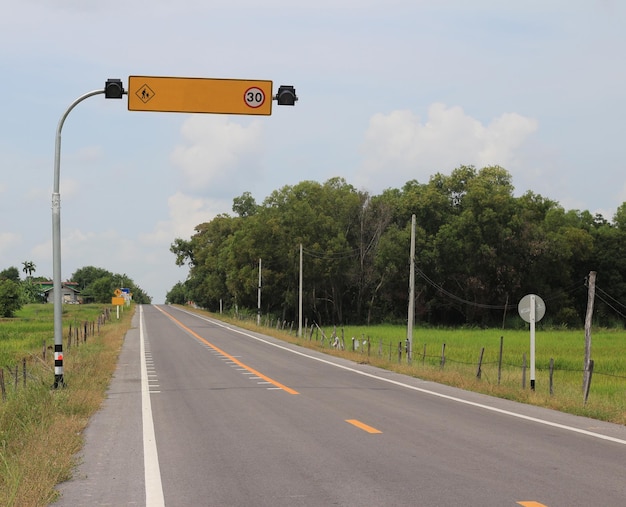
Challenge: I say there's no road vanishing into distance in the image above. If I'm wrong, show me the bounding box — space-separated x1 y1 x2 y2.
54 305 626 506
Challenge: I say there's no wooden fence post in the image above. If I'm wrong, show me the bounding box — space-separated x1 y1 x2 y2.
476 347 485 379
440 343 446 369
498 336 503 385
549 358 554 396
1 368 5 401
584 359 594 405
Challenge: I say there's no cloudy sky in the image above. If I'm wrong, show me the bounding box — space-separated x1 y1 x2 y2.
1 1 625 303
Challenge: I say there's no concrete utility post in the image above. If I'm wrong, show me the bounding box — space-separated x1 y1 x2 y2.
52 80 124 388
407 214 416 363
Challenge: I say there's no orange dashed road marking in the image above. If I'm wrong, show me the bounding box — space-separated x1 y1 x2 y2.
517 502 549 507
346 419 382 434
154 306 299 395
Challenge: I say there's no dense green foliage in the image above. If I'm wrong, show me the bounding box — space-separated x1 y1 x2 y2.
71 266 151 304
168 166 626 328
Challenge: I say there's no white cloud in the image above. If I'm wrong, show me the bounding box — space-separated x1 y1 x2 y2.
357 103 538 191
0 232 21 256
140 191 230 246
170 116 265 197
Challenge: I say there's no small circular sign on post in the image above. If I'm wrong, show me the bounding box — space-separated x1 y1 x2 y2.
244 87 266 108
518 293 546 323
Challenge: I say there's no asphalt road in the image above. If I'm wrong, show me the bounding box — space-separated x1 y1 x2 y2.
54 305 626 506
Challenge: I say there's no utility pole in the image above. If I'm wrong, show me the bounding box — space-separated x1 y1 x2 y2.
257 258 262 326
584 271 596 389
298 244 303 337
407 214 416 363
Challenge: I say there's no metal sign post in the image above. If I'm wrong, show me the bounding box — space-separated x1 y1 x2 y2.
518 294 546 391
52 88 108 388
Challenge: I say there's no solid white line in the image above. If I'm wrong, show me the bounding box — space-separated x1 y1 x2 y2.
140 305 165 506
175 307 626 446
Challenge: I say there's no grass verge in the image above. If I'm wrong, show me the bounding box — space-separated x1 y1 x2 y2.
0 304 134 507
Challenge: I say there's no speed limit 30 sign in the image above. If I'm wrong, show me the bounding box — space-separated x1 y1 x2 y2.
244 87 266 109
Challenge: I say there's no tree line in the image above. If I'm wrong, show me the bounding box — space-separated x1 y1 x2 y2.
0 264 150 317
167 165 626 329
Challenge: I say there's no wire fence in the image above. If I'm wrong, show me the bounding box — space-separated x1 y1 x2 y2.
0 308 112 402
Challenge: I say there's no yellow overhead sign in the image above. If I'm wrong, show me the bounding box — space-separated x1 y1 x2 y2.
128 76 273 115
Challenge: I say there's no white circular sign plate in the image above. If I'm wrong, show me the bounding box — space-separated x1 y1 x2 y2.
518 294 546 323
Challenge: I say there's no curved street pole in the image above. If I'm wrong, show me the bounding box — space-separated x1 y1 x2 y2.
52 89 104 388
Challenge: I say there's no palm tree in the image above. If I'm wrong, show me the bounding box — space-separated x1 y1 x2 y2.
22 261 36 279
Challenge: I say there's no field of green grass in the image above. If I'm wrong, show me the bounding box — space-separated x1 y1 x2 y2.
0 304 109 367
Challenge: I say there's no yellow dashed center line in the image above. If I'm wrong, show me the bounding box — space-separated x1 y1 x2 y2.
155 307 299 395
346 419 382 434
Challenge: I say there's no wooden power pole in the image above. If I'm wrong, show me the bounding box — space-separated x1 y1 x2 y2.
583 271 596 389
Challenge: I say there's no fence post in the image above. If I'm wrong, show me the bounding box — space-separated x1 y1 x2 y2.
440 343 446 369
549 358 554 396
423 343 426 366
476 347 485 379
398 341 402 364
23 358 26 388
0 368 5 401
583 359 594 405
498 336 503 385
522 353 527 389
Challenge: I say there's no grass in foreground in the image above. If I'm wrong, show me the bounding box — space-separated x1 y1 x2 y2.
0 304 134 507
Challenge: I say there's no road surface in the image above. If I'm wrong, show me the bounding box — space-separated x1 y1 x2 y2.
54 305 626 506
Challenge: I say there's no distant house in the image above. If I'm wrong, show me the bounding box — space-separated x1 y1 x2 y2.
39 281 81 304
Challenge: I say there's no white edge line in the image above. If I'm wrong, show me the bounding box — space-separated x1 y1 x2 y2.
173 307 626 446
140 305 166 506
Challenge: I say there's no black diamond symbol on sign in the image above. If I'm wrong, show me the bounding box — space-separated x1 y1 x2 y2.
136 84 155 104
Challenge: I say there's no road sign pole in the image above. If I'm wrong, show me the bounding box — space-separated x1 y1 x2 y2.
52 89 105 389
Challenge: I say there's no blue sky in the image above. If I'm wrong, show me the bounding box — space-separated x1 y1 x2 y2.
1 1 625 303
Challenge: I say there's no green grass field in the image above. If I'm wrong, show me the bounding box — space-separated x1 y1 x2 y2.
0 304 109 367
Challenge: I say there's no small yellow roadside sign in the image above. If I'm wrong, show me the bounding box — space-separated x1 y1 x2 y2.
114 288 122 297
111 297 125 306
128 76 273 115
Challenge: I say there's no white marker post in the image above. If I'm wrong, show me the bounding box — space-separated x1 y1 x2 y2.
518 294 546 392
530 294 536 391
